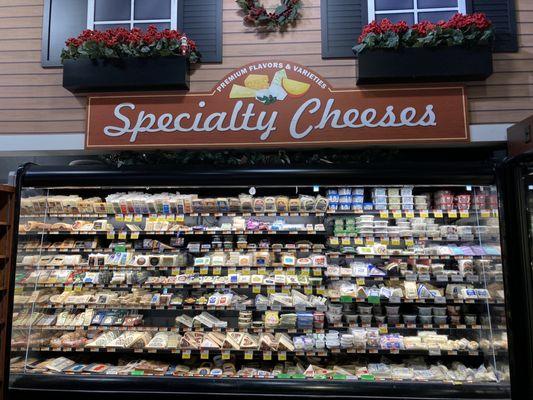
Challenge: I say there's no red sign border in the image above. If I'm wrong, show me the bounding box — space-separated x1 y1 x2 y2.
86 84 469 149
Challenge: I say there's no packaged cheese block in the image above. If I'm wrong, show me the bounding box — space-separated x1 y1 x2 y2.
230 84 257 99
244 74 269 90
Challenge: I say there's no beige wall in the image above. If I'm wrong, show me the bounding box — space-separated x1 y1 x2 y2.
0 0 532 136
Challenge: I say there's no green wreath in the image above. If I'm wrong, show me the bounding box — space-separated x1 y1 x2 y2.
236 0 302 31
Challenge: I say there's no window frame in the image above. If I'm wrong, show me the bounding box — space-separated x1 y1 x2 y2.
87 0 178 30
367 0 467 24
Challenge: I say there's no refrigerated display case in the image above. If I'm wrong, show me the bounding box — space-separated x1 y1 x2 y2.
497 153 533 400
6 163 512 400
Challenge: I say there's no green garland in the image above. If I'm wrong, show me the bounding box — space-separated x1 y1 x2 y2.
236 0 302 31
100 149 398 168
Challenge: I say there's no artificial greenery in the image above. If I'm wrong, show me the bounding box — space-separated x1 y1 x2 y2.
99 149 399 168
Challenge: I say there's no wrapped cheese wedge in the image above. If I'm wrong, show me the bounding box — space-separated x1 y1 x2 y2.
239 333 259 350
276 333 295 352
259 333 277 351
86 331 117 348
223 332 244 350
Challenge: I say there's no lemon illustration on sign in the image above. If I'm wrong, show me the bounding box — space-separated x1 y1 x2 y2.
282 78 310 97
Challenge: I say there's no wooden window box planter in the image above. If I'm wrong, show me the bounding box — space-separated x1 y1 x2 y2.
355 46 493 85
62 56 190 93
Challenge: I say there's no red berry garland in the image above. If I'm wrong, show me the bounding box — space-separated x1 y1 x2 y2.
236 0 302 31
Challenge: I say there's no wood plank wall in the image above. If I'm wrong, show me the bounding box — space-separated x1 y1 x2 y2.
0 0 531 136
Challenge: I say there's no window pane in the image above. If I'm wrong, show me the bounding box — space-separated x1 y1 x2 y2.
375 0 413 11
134 0 171 20
134 22 171 31
376 13 415 24
418 10 456 22
94 0 131 21
94 23 130 30
418 0 458 8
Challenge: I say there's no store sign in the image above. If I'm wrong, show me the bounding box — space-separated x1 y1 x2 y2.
86 60 469 149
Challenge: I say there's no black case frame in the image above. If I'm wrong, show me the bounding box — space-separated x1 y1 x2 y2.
7 162 516 400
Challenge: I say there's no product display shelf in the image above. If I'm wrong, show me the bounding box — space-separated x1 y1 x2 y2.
18 209 500 218
10 172 510 400
10 323 509 333
9 346 508 358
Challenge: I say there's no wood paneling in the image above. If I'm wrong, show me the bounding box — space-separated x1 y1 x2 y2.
0 0 532 137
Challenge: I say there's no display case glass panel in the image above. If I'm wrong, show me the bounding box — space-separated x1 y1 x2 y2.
9 183 509 389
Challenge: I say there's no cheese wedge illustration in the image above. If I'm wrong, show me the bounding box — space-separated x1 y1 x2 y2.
229 84 257 99
272 69 288 86
282 78 311 97
244 74 270 90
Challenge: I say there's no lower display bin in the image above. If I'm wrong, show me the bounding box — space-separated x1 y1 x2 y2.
9 374 511 400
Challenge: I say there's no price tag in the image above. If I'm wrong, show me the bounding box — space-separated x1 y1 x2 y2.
200 350 209 359
480 210 491 218
366 237 374 245
118 231 127 240
182 350 191 359
459 210 469 218
258 267 267 275
263 351 272 360
354 237 363 245
200 267 208 275
429 348 441 356
124 214 133 222
378 325 388 334
419 210 429 218
380 238 389 245
448 210 458 218
115 214 124 222
405 238 414 247
391 237 400 246
451 275 463 282
341 237 351 246
222 351 231 360
392 210 402 219
329 237 339 246
267 287 276 295
433 210 443 218
130 232 139 239
244 350 253 360
300 268 310 276
304 287 313 295
316 287 325 295
213 267 221 275
166 214 175 222
389 296 401 303
379 210 389 219
405 211 414 219
134 214 143 222
185 267 194 275
106 232 115 240
176 215 185 222
356 278 365 285
312 269 322 276
278 351 287 361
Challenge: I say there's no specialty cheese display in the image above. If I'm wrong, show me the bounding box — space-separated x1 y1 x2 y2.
11 184 509 388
